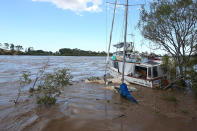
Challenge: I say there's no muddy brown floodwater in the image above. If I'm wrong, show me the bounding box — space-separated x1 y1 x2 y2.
0 56 197 131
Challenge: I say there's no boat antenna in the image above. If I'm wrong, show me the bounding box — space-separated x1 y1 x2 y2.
121 0 129 84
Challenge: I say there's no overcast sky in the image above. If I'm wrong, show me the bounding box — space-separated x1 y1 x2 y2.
0 0 156 53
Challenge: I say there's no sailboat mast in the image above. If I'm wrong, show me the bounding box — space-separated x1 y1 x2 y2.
106 0 117 65
121 0 129 83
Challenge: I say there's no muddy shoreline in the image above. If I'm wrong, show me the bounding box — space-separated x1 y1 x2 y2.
0 81 197 131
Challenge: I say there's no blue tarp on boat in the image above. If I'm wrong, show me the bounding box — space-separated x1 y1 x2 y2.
120 83 138 104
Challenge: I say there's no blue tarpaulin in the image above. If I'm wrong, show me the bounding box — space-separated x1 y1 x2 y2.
120 83 138 104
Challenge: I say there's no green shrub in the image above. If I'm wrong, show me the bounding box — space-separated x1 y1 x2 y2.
160 55 177 83
33 68 72 105
18 68 72 105
87 76 101 81
182 109 189 114
29 87 35 93
54 68 73 87
174 79 186 90
37 95 56 105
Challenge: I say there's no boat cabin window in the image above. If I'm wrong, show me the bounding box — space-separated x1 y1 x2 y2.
153 66 158 77
134 66 147 79
148 67 151 78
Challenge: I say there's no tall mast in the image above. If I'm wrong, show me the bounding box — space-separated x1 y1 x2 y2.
106 0 117 65
121 0 129 83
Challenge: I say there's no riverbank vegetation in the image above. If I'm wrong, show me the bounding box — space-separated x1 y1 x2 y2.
139 0 197 95
0 43 108 56
15 60 72 105
32 68 72 105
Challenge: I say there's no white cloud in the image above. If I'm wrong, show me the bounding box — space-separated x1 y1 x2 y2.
32 0 102 12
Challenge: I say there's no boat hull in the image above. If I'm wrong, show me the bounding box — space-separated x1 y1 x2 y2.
109 66 157 88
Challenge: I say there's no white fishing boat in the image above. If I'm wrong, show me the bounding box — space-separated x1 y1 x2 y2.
105 0 168 88
108 42 168 88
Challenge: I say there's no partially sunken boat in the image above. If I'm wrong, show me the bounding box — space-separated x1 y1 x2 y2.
105 0 168 88
108 42 168 88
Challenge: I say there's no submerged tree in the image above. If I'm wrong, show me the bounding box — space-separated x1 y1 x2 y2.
138 0 197 79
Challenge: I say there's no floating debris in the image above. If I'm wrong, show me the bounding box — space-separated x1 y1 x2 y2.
105 85 137 92
85 77 130 85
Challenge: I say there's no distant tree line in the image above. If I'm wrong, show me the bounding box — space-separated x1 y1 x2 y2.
0 42 109 56
58 48 108 56
0 43 24 55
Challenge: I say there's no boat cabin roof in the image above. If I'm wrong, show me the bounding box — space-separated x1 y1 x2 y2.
145 61 160 65
113 42 132 48
136 60 161 67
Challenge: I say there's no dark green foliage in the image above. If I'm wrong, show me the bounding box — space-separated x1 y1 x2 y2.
182 109 189 114
30 68 72 105
160 55 177 82
0 43 109 56
174 79 186 90
25 49 53 56
138 0 197 79
4 43 9 49
17 68 72 105
21 71 32 84
29 87 35 93
0 43 23 55
10 44 15 51
87 76 101 81
37 95 56 105
54 69 73 87
160 55 171 73
15 45 23 52
59 48 108 56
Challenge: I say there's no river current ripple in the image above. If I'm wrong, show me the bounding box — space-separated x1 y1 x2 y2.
0 56 106 104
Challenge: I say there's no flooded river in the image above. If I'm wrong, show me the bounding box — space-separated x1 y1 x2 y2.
0 56 107 130
0 55 105 83
0 56 197 131
0 55 105 103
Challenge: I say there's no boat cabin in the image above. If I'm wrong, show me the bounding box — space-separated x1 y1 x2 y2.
109 42 166 88
110 59 166 88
